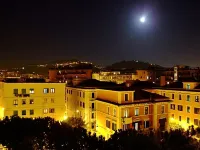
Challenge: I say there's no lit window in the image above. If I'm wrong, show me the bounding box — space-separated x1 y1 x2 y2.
30 88 34 94
49 108 55 113
13 100 18 105
30 99 34 104
124 109 129 117
161 105 165 114
50 88 55 93
43 109 48 114
43 88 49 94
22 99 26 105
195 96 199 102
30 110 34 115
144 107 149 115
135 108 139 116
186 84 190 89
22 110 26 115
13 110 18 116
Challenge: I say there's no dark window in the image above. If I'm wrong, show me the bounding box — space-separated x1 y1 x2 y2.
187 117 190 123
92 93 95 98
144 121 150 128
30 99 34 104
22 99 26 105
91 113 94 119
172 94 174 99
22 110 26 115
170 104 175 110
187 95 190 101
80 101 82 107
195 96 199 102
49 108 55 113
161 106 165 114
13 89 18 94
144 107 149 115
83 102 85 108
106 120 110 128
22 89 26 94
13 110 18 116
30 110 34 115
178 105 183 111
194 108 200 114
91 103 94 110
91 123 95 129
187 106 190 113
125 94 128 101
179 94 181 100
112 123 117 131
194 119 199 126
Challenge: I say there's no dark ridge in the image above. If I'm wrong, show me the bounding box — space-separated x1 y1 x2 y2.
162 81 183 88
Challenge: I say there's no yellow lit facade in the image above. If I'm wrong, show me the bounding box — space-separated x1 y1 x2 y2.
66 86 170 139
147 82 200 130
0 82 66 121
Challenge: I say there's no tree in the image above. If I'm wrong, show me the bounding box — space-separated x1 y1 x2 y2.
64 117 85 128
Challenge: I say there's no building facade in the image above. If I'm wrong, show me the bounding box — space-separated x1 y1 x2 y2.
0 82 66 121
66 86 170 139
147 81 200 129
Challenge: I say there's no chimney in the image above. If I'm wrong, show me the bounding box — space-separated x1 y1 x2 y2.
160 76 166 86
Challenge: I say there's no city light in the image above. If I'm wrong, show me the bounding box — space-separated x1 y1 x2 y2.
140 16 146 23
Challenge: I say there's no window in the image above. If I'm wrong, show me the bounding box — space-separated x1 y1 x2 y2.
91 103 95 110
43 109 48 114
106 120 110 128
179 116 181 121
30 88 34 94
172 114 174 118
124 109 129 117
163 93 165 96
125 94 128 101
91 123 95 129
30 99 34 104
107 107 110 114
30 110 34 115
172 94 174 99
22 110 26 115
50 88 55 93
13 89 18 94
170 104 175 110
178 105 183 111
187 84 190 89
92 93 95 98
13 100 18 105
83 92 85 98
83 102 85 108
113 108 116 117
179 94 181 100
21 89 26 94
187 106 190 113
112 123 117 131
51 98 54 103
194 108 200 114
161 105 165 114
22 99 26 105
187 95 190 101
194 119 199 126
195 96 199 102
144 120 150 128
80 101 82 107
187 117 190 124
43 88 49 94
91 113 94 119
135 108 139 116
49 108 55 113
80 92 81 97
13 110 18 116
144 107 149 115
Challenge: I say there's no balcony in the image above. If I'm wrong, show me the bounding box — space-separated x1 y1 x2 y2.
121 117 132 124
14 94 30 97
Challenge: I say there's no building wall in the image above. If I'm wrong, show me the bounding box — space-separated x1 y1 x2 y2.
0 82 66 121
147 88 200 129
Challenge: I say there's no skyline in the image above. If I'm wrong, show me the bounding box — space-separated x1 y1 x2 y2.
1 1 200 67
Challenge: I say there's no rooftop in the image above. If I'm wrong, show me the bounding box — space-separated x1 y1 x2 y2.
2 78 54 83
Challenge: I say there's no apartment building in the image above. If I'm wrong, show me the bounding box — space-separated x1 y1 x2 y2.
147 81 200 129
66 79 171 139
0 79 66 121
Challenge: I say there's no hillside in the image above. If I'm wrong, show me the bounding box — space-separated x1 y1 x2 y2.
106 60 164 71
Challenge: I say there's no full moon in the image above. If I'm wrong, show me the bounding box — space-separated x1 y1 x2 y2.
140 16 146 23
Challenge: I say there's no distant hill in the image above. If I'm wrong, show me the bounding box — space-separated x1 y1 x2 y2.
106 60 164 71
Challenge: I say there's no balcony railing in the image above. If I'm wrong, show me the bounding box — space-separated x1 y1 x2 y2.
14 94 30 97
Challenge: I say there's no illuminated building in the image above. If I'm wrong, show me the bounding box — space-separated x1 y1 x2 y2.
92 70 154 84
147 80 200 129
0 78 66 121
66 79 171 139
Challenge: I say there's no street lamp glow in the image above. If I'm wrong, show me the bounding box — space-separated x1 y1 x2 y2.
140 16 146 23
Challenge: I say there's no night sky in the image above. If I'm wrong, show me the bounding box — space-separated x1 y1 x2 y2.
1 0 200 67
